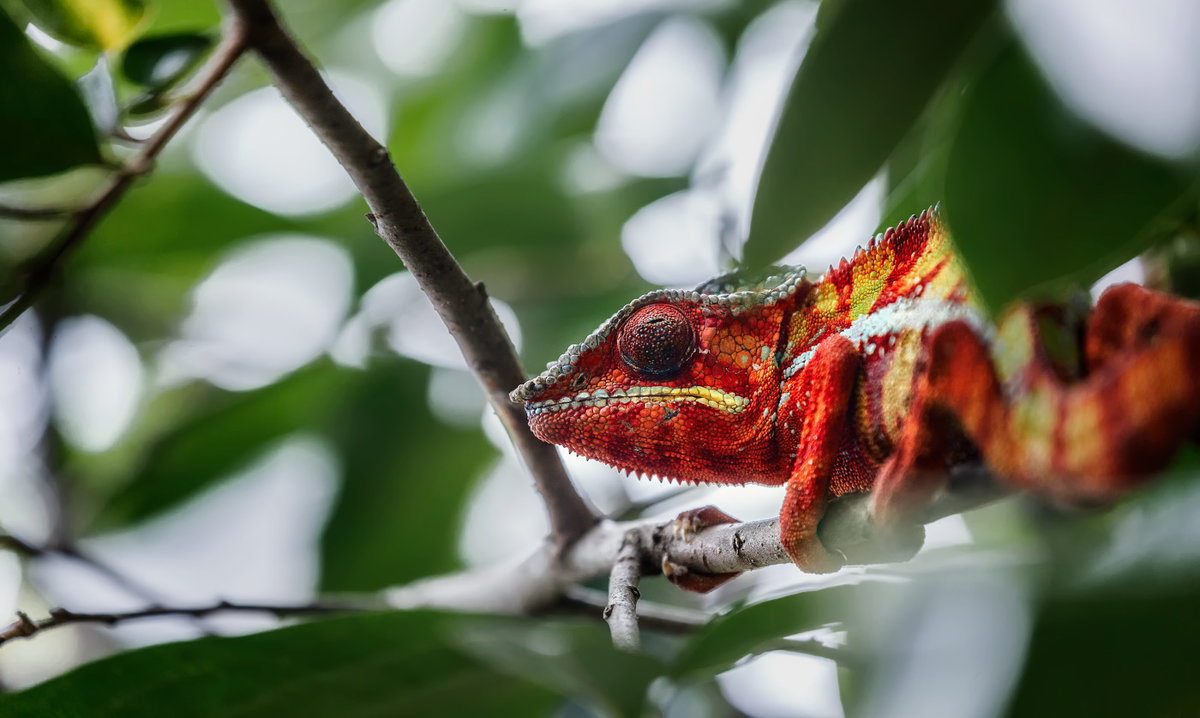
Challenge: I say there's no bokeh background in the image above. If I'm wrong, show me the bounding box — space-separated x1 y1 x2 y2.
1 0 1199 715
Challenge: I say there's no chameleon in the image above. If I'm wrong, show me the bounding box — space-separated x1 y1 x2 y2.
510 207 1200 591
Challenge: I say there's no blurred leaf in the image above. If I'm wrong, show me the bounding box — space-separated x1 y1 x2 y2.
420 169 582 253
0 9 101 181
945 46 1197 311
77 55 120 134
671 585 859 680
120 31 211 89
458 618 665 718
1009 578 1200 715
319 360 495 591
97 364 347 528
19 0 148 51
745 0 996 267
0 611 559 717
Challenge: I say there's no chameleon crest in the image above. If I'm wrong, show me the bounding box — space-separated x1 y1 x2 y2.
512 208 1200 589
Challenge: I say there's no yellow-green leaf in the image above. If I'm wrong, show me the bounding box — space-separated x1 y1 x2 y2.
20 0 149 51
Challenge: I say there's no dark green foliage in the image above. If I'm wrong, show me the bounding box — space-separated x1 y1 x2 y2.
0 612 559 717
945 46 1197 310
744 0 996 267
0 10 101 181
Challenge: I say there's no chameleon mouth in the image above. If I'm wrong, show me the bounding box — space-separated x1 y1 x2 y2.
526 385 749 415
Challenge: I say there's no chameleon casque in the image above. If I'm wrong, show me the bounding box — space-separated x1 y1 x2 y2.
510 208 1200 591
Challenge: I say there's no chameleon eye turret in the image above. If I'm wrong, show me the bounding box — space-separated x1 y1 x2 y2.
617 304 696 378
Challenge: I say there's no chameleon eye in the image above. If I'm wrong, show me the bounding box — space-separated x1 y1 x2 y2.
618 304 696 377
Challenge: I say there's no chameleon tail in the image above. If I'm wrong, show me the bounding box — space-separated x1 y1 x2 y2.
872 283 1200 527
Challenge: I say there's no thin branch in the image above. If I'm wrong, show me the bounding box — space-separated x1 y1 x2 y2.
0 203 74 220
224 0 597 550
2 534 184 608
0 599 373 648
0 22 250 334
604 531 644 651
0 535 37 557
388 470 1009 618
559 586 711 634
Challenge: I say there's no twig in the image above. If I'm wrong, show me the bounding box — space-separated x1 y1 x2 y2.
0 203 74 220
0 535 37 557
603 531 644 651
2 534 182 608
0 21 249 334
0 599 372 648
224 0 597 550
559 586 710 634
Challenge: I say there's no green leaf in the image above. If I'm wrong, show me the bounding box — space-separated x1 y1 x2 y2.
96 364 348 528
1008 585 1200 716
457 618 665 718
671 584 859 680
318 361 496 591
19 0 148 51
944 46 1197 311
0 9 101 181
120 32 212 89
0 612 559 717
744 0 996 267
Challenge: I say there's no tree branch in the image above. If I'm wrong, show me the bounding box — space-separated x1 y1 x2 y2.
1 534 193 610
388 469 1009 624
604 531 644 651
0 599 374 648
223 0 597 550
0 23 249 334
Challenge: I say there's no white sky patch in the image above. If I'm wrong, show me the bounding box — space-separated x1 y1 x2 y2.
334 271 522 370
620 189 725 285
47 316 143 453
719 651 845 718
562 140 627 195
594 16 725 178
158 236 353 391
194 72 387 216
518 0 729 45
30 436 338 648
779 177 885 274
1091 256 1145 302
0 315 55 543
373 0 467 76
459 455 550 566
1007 0 1200 160
426 366 488 429
695 0 819 243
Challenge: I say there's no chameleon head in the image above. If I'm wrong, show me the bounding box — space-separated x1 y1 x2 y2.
510 267 810 484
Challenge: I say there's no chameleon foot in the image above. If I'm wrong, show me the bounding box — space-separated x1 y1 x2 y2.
664 506 741 593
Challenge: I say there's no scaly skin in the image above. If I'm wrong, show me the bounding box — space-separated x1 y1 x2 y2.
510 208 1200 590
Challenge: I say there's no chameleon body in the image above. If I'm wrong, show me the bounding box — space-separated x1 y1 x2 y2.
511 208 1200 588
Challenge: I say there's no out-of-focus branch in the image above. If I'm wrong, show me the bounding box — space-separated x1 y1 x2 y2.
2 534 179 608
0 24 249 334
0 599 374 648
223 0 597 550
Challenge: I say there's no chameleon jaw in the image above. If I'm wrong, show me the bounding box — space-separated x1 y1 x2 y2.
525 385 750 415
